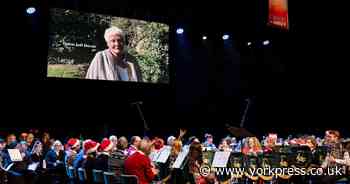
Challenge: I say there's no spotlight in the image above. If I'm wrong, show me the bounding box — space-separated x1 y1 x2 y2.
26 7 36 15
222 34 229 40
202 36 207 40
176 28 184 34
263 40 270 45
247 42 252 46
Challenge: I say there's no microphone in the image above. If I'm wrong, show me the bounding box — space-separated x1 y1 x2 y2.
131 101 143 106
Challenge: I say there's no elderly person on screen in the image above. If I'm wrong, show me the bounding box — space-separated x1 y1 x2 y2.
86 26 142 81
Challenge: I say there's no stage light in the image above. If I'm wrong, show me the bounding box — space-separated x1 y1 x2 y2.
26 7 36 15
176 28 184 34
202 36 207 40
222 34 229 40
263 40 270 45
247 42 252 46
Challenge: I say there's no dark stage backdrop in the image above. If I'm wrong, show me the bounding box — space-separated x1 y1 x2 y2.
13 0 350 140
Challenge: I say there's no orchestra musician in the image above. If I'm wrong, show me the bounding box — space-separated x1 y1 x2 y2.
161 129 186 184
185 141 203 184
203 134 217 151
325 138 350 182
218 137 232 152
242 137 263 156
334 139 350 177
305 136 323 184
321 130 346 184
263 133 277 153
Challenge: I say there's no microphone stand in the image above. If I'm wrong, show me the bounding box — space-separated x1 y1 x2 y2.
226 97 255 138
240 98 252 128
132 101 150 137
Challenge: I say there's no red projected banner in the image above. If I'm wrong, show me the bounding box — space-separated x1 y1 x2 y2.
268 0 289 30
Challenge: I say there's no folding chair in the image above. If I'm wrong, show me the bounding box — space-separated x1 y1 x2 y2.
66 166 77 184
103 172 116 184
92 169 104 184
120 174 139 184
78 168 87 183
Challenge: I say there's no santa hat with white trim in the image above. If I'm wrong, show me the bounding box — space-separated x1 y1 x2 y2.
67 138 80 149
83 139 99 154
99 138 113 152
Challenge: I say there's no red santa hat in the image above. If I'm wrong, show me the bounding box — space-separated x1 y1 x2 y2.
99 138 113 152
83 139 99 154
67 138 80 149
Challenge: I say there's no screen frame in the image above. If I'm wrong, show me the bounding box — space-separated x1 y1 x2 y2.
45 6 173 87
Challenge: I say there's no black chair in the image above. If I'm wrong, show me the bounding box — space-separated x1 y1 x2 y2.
103 172 116 184
92 169 104 184
78 168 87 183
0 169 8 184
6 170 25 184
66 166 77 184
228 152 244 182
259 181 273 184
336 177 349 184
120 174 139 184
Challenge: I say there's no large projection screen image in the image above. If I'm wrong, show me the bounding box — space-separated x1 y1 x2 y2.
47 8 169 83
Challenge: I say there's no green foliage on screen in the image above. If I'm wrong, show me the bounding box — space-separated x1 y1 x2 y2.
48 8 169 83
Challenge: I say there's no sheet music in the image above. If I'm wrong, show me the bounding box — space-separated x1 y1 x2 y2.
8 149 23 162
172 147 189 169
156 146 171 163
212 151 231 168
28 162 39 171
149 151 161 162
149 151 156 161
42 160 47 169
183 145 189 150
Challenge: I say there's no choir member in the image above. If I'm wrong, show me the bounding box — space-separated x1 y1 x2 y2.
46 140 65 169
127 136 141 156
124 139 159 184
82 139 99 182
64 138 81 167
26 133 35 152
109 135 118 152
95 138 113 171
108 137 128 175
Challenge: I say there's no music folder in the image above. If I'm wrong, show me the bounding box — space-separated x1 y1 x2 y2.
8 149 23 162
28 162 39 171
172 146 189 169
212 151 231 168
156 146 171 163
